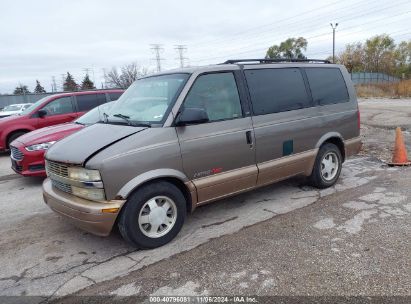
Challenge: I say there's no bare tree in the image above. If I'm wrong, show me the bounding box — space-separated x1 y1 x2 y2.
105 63 149 89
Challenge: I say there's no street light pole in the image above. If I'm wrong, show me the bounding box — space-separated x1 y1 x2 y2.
330 23 338 63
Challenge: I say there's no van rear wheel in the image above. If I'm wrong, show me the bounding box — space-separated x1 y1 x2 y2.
118 181 186 249
308 143 342 189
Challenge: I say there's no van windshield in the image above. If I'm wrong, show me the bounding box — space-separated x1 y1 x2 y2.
106 73 189 126
21 96 50 115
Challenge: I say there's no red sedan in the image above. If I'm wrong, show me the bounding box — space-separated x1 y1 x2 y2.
10 101 114 177
0 89 123 152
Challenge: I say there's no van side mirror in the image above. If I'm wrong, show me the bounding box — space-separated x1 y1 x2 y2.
38 109 47 118
176 107 209 126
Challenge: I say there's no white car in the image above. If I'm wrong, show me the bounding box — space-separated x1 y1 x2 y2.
0 103 33 119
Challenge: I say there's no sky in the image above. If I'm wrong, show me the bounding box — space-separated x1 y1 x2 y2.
0 0 410 94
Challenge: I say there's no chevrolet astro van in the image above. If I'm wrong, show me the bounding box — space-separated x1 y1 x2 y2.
43 59 362 248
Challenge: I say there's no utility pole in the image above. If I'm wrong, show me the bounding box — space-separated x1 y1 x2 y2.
330 23 338 63
150 44 164 72
174 45 188 68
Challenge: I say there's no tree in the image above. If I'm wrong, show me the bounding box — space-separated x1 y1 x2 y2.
105 63 149 89
81 74 95 90
336 42 365 73
13 84 30 95
394 40 411 77
266 37 307 59
63 72 78 91
34 80 46 93
363 34 396 73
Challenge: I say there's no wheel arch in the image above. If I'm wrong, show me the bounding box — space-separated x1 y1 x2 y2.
117 169 196 213
315 132 345 162
6 129 32 148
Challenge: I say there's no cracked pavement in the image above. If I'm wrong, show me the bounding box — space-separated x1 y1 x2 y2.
0 98 410 301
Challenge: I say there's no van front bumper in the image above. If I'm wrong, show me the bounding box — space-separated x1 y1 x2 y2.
43 178 126 236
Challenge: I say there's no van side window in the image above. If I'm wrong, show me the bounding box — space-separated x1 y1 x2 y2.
305 68 349 105
42 97 74 115
184 72 243 122
108 92 122 101
245 68 311 115
76 94 107 112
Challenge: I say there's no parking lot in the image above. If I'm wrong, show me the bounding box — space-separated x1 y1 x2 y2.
0 98 410 301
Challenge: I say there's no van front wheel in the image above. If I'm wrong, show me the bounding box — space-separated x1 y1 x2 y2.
118 181 186 249
308 143 342 189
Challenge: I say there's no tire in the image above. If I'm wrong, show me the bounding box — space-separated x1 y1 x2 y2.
118 181 186 249
308 143 342 189
7 131 27 148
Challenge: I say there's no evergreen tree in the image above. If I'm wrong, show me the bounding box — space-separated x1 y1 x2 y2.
81 74 95 90
13 84 30 95
63 72 78 91
34 80 46 93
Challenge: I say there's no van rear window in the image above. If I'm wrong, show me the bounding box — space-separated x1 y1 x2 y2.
77 94 107 111
244 68 311 115
305 68 349 105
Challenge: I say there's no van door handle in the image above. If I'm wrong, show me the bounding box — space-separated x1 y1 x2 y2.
245 131 253 147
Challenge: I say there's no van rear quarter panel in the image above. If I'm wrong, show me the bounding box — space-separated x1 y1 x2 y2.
86 128 184 200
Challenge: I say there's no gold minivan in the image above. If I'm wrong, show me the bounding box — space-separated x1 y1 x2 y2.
43 59 362 248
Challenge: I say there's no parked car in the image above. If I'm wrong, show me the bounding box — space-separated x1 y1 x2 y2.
10 101 115 177
43 59 362 249
0 103 33 118
0 90 123 151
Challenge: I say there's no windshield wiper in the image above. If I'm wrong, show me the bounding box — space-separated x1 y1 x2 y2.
111 114 151 127
113 113 132 125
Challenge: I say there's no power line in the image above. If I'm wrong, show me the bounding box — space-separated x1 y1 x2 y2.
189 0 346 48
190 3 411 64
189 0 408 62
150 44 165 72
175 45 188 68
189 0 376 50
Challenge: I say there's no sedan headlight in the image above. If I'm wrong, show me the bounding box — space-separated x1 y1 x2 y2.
68 167 101 181
72 186 105 201
25 141 56 151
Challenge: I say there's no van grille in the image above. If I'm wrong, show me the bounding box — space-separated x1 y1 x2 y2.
10 146 24 161
51 179 72 194
46 160 72 194
46 160 69 177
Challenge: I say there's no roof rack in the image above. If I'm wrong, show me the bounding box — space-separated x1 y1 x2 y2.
223 58 331 64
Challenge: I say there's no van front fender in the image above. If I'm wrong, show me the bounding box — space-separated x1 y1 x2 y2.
117 168 191 199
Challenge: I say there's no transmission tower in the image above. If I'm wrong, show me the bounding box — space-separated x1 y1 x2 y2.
51 76 57 92
150 44 164 72
175 45 188 68
60 74 66 91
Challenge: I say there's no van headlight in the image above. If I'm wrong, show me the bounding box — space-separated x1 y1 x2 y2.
25 141 56 151
68 167 101 181
71 186 105 201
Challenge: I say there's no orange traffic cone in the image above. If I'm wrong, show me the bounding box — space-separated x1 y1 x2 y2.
389 127 411 166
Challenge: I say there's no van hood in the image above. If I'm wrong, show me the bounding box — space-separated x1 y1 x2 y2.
15 123 83 146
45 123 147 165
